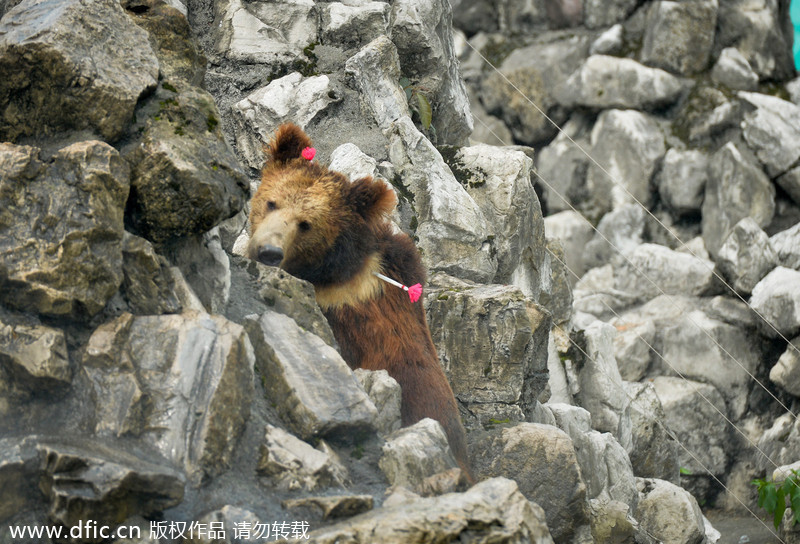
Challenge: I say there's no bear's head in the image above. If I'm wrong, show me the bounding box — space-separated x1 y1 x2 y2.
247 123 397 293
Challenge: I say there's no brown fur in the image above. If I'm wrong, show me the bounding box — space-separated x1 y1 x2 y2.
248 123 471 479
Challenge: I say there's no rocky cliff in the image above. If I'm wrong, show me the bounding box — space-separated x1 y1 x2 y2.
0 0 799 543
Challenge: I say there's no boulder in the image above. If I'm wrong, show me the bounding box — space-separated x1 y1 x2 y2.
320 2 388 50
245 311 378 441
548 403 638 509
635 478 706 544
0 321 70 396
769 337 800 397
123 84 249 243
425 276 551 428
0 0 158 142
389 0 473 145
470 423 590 543
583 204 647 271
769 222 800 270
161 228 231 314
446 144 545 288
39 440 184 531
586 109 666 213
298 477 555 543
379 418 459 490
583 0 639 29
750 267 800 339
556 55 687 110
480 33 591 145
655 149 709 218
544 211 594 285
213 0 316 65
710 47 759 91
715 0 795 81
572 321 632 449
283 495 374 521
640 0 718 76
624 382 680 483
0 141 129 317
777 166 800 207
120 233 183 315
387 116 494 282
231 73 340 170
739 91 800 178
716 217 778 295
756 412 800 472
651 377 729 493
354 369 402 436
82 311 254 483
0 437 40 522
257 425 348 491
701 142 775 259
614 243 720 304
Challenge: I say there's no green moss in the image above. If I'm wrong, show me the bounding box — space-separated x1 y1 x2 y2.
439 145 486 189
409 214 418 232
437 294 449 301
206 114 219 132
350 443 365 460
481 36 519 68
162 82 178 93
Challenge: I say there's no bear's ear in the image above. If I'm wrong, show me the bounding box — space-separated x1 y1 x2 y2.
348 177 397 223
265 123 314 164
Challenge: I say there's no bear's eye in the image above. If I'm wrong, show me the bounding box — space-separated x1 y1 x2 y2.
298 220 311 232
266 201 277 211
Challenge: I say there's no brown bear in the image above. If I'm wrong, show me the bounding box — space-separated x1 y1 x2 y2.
247 123 471 479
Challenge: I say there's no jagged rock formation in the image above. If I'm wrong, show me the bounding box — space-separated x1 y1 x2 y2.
0 0 798 543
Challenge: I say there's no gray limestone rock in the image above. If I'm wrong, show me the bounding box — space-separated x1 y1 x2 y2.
121 232 183 315
387 116 494 282
656 149 709 217
750 267 800 339
161 228 231 314
625 382 680 483
635 477 705 544
0 141 129 317
425 276 551 428
739 91 800 178
583 0 639 29
571 321 632 450
716 217 778 295
702 142 775 259
0 321 70 395
447 144 545 287
586 109 666 214
769 337 800 397
124 84 249 243
777 166 800 206
715 0 795 81
389 0 473 145
651 376 729 478
470 423 590 543
320 2 388 49
257 424 349 491
544 211 594 286
640 0 718 76
299 477 555 543
354 369 402 436
82 311 254 483
245 311 377 441
213 0 317 65
584 204 647 271
480 33 591 145
0 437 40 522
379 418 458 489
614 243 720 304
231 73 341 170
711 47 759 91
769 222 800 270
0 0 159 142
556 55 687 110
39 440 185 531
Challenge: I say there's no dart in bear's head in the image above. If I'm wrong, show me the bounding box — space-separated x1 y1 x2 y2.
247 123 471 481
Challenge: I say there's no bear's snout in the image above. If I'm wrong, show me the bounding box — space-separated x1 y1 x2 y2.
255 244 284 267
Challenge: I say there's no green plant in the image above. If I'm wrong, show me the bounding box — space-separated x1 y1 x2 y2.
752 469 800 530
399 77 433 132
